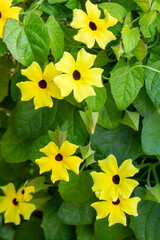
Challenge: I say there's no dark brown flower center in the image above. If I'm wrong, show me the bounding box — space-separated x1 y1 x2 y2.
12 198 19 206
73 70 81 80
21 189 25 194
38 80 47 89
89 21 97 31
112 199 120 205
55 153 63 161
0 12 2 19
112 174 120 184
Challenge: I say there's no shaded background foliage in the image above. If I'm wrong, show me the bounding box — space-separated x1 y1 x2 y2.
1 0 160 239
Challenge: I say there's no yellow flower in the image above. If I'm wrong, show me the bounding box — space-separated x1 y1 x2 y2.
0 183 36 225
17 185 35 202
70 0 118 49
16 61 63 109
91 195 141 226
0 0 21 38
91 154 139 201
54 48 103 102
35 140 84 183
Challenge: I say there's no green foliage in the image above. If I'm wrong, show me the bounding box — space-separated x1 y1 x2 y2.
1 0 160 238
110 59 144 110
130 187 160 240
4 13 50 66
59 171 96 204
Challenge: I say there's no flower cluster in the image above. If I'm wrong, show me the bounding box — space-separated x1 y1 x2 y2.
91 154 140 226
0 183 36 225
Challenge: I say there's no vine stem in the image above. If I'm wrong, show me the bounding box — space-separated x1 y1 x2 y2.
102 65 160 81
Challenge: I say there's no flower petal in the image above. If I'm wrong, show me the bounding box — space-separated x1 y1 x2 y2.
0 19 6 38
21 62 43 82
51 164 69 183
63 156 83 174
98 155 118 175
95 30 116 49
19 202 36 220
4 206 20 225
55 52 75 73
119 179 139 199
6 6 21 20
0 183 16 198
54 74 74 97
1 0 12 9
104 10 118 29
43 62 61 82
91 172 109 192
47 81 63 99
86 0 101 19
35 157 53 174
73 82 95 102
108 206 126 226
74 28 95 49
83 68 103 87
120 197 141 216
118 159 139 178
40 142 59 157
91 201 111 220
0 196 10 213
60 140 79 157
16 81 36 101
76 48 96 70
71 9 89 29
33 91 53 109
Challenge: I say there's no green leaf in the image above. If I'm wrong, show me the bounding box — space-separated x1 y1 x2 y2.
27 176 49 192
141 111 160 155
58 201 95 225
48 0 66 3
59 171 96 204
145 53 160 109
132 0 153 12
38 2 72 19
28 134 51 163
119 110 140 131
122 25 140 53
31 190 52 211
139 10 157 26
76 225 95 240
132 39 148 61
144 184 160 203
0 56 10 103
110 59 143 110
48 128 67 148
79 143 95 166
66 0 77 9
98 83 121 130
14 217 45 240
65 93 84 108
111 42 124 60
4 12 49 66
151 0 160 11
46 16 64 62
90 125 142 163
79 110 99 134
12 100 57 140
86 87 107 112
1 126 32 163
0 225 15 240
99 3 127 23
130 187 160 240
133 87 156 118
0 40 7 57
95 218 133 240
140 21 157 38
42 200 75 240
94 50 112 67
